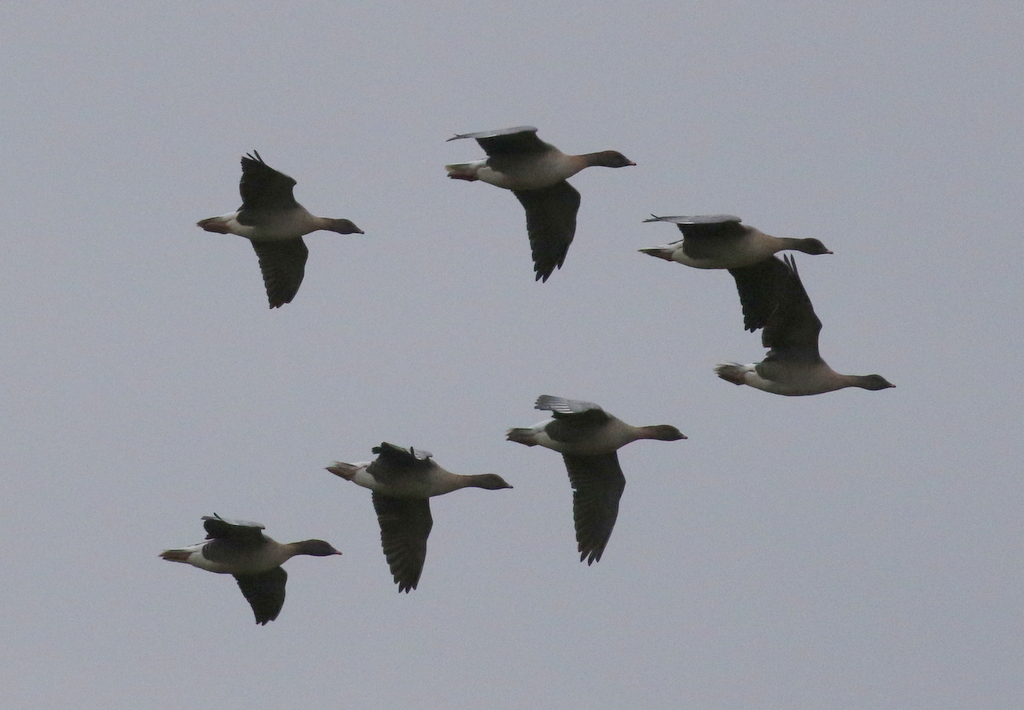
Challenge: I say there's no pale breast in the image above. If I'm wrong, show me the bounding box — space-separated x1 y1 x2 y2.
753 360 846 396
478 152 582 191
240 206 320 241
675 231 779 269
540 417 636 456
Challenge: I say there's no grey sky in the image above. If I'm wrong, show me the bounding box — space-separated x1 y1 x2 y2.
2 2 1022 708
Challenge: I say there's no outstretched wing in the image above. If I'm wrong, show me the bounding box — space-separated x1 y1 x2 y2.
234 567 287 625
202 514 265 542
447 126 547 156
644 214 743 235
514 181 581 282
728 256 790 332
250 238 309 308
239 151 299 211
534 395 605 415
372 493 433 593
762 255 822 360
367 442 434 485
563 452 626 565
644 215 748 260
535 395 611 443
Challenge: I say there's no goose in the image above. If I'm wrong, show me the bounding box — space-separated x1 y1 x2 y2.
326 443 512 592
446 126 635 282
197 151 363 308
160 514 341 625
507 395 686 564
640 215 833 331
715 255 895 395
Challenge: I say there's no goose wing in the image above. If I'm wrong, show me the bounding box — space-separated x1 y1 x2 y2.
563 452 625 565
762 255 822 361
371 493 433 592
367 442 435 486
728 255 790 332
513 182 581 282
644 214 748 260
447 126 547 156
233 567 287 625
239 151 299 211
250 238 308 308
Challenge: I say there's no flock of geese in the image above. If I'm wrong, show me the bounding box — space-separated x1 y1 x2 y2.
163 126 894 624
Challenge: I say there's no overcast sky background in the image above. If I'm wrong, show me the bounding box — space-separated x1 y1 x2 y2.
2 2 1022 708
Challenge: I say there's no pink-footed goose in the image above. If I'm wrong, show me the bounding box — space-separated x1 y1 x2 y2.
160 514 341 625
507 396 686 564
715 255 895 395
327 443 512 592
640 215 832 331
197 151 363 308
446 126 635 282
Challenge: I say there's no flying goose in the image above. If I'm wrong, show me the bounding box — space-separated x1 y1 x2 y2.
507 395 686 564
160 514 341 625
446 126 635 282
640 215 833 331
197 151 363 308
715 255 895 395
326 443 512 592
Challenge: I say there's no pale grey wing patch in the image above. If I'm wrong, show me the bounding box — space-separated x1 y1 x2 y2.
249 238 309 309
536 395 611 444
643 215 749 260
233 567 287 625
372 442 433 462
202 514 266 543
408 447 433 461
372 493 432 593
447 126 546 156
513 181 581 282
643 214 743 226
239 151 299 211
534 395 604 415
202 514 265 532
563 453 625 565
